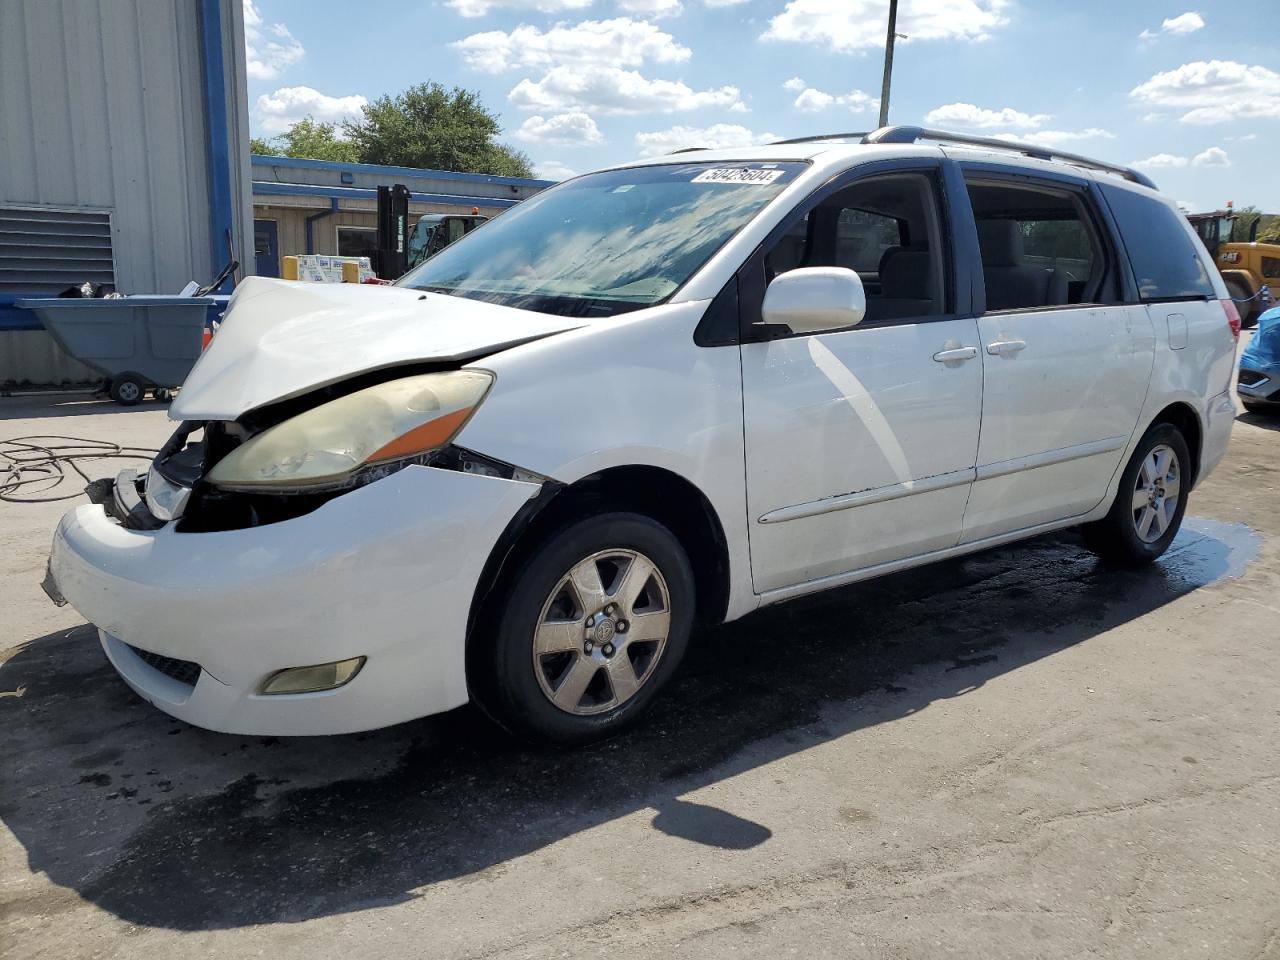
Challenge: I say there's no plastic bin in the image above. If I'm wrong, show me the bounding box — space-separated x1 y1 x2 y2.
16 296 227 404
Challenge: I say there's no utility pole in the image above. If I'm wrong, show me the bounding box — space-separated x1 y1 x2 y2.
877 0 899 129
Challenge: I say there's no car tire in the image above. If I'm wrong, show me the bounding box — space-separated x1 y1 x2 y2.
108 374 145 406
469 512 695 747
1083 422 1191 567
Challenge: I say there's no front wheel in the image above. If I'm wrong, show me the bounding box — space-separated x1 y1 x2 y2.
469 512 695 746
1083 423 1190 566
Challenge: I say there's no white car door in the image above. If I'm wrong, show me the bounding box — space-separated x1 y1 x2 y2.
738 164 985 595
957 173 1156 544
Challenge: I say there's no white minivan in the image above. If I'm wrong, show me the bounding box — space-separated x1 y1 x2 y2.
46 128 1240 745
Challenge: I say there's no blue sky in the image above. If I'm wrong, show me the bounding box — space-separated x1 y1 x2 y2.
243 0 1279 210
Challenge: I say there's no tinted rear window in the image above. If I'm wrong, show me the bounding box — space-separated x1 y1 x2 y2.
1100 185 1215 301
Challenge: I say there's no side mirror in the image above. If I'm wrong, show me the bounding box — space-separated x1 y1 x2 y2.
760 267 866 334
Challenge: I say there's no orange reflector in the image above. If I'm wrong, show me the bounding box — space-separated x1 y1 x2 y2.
366 407 474 462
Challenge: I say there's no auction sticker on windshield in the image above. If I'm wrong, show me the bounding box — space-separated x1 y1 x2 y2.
692 167 786 185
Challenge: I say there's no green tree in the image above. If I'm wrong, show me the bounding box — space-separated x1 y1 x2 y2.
273 117 360 163
249 118 359 162
1232 205 1262 242
343 82 532 177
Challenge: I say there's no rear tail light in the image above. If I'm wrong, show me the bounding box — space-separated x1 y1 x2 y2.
1222 299 1241 340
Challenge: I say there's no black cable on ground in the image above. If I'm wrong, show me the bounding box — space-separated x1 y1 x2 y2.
0 436 158 503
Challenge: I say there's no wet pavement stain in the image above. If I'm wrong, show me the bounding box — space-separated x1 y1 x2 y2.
0 517 1262 931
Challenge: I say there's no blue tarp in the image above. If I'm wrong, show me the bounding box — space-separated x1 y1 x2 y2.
1241 306 1280 373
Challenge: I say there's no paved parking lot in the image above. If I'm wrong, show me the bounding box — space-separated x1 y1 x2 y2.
2 390 1279 959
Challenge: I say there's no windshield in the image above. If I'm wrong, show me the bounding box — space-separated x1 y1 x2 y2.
398 161 807 318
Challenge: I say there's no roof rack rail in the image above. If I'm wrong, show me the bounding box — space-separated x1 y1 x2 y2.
770 132 870 145
861 126 1158 190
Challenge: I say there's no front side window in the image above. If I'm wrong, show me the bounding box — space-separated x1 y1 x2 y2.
966 179 1113 312
1099 185 1216 301
759 172 947 326
399 162 808 318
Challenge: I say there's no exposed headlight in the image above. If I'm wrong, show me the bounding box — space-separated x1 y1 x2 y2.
206 370 493 491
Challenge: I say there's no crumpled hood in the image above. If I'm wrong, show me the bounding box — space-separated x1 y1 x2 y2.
170 276 585 420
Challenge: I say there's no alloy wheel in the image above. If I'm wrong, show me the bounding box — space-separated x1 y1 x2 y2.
532 548 671 715
1131 443 1181 544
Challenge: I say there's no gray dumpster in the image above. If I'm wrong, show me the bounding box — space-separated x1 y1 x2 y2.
16 296 227 404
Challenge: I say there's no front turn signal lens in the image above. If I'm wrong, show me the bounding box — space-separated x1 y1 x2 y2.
259 656 366 695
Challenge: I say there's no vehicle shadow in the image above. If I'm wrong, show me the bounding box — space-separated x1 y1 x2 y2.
0 393 170 421
1237 409 1280 432
0 518 1257 931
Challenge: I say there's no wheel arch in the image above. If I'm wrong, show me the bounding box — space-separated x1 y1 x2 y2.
466 464 732 648
1149 401 1203 487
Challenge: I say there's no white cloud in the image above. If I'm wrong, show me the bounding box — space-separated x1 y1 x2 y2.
255 86 368 134
1140 11 1204 39
1192 146 1231 167
634 123 779 156
617 0 682 15
509 66 742 114
514 112 605 145
1130 60 1280 124
534 159 578 180
704 0 749 6
243 0 304 80
1132 153 1189 169
764 0 1009 53
1226 133 1258 141
793 87 877 113
452 18 689 73
1131 146 1230 169
995 128 1114 147
446 0 593 18
924 102 1049 129
782 76 807 93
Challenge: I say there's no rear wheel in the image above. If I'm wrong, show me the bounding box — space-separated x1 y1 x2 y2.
1083 423 1190 566
469 512 695 746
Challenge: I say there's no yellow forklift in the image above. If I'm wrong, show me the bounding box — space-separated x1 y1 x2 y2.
1187 207 1278 327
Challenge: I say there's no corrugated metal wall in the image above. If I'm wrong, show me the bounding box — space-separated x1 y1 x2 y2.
0 0 251 385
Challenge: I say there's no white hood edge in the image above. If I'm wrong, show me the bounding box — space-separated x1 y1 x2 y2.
169 276 585 421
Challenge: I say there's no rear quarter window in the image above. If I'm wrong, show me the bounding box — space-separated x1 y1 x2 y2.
1100 185 1216 301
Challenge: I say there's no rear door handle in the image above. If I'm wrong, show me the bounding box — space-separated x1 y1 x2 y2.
932 346 978 363
986 338 1026 356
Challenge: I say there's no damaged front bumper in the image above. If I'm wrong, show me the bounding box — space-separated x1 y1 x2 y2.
47 464 540 735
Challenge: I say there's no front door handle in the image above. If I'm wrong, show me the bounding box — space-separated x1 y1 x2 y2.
932 346 978 363
986 338 1027 356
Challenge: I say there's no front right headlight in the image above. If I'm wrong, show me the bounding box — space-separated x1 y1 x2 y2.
206 370 493 492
